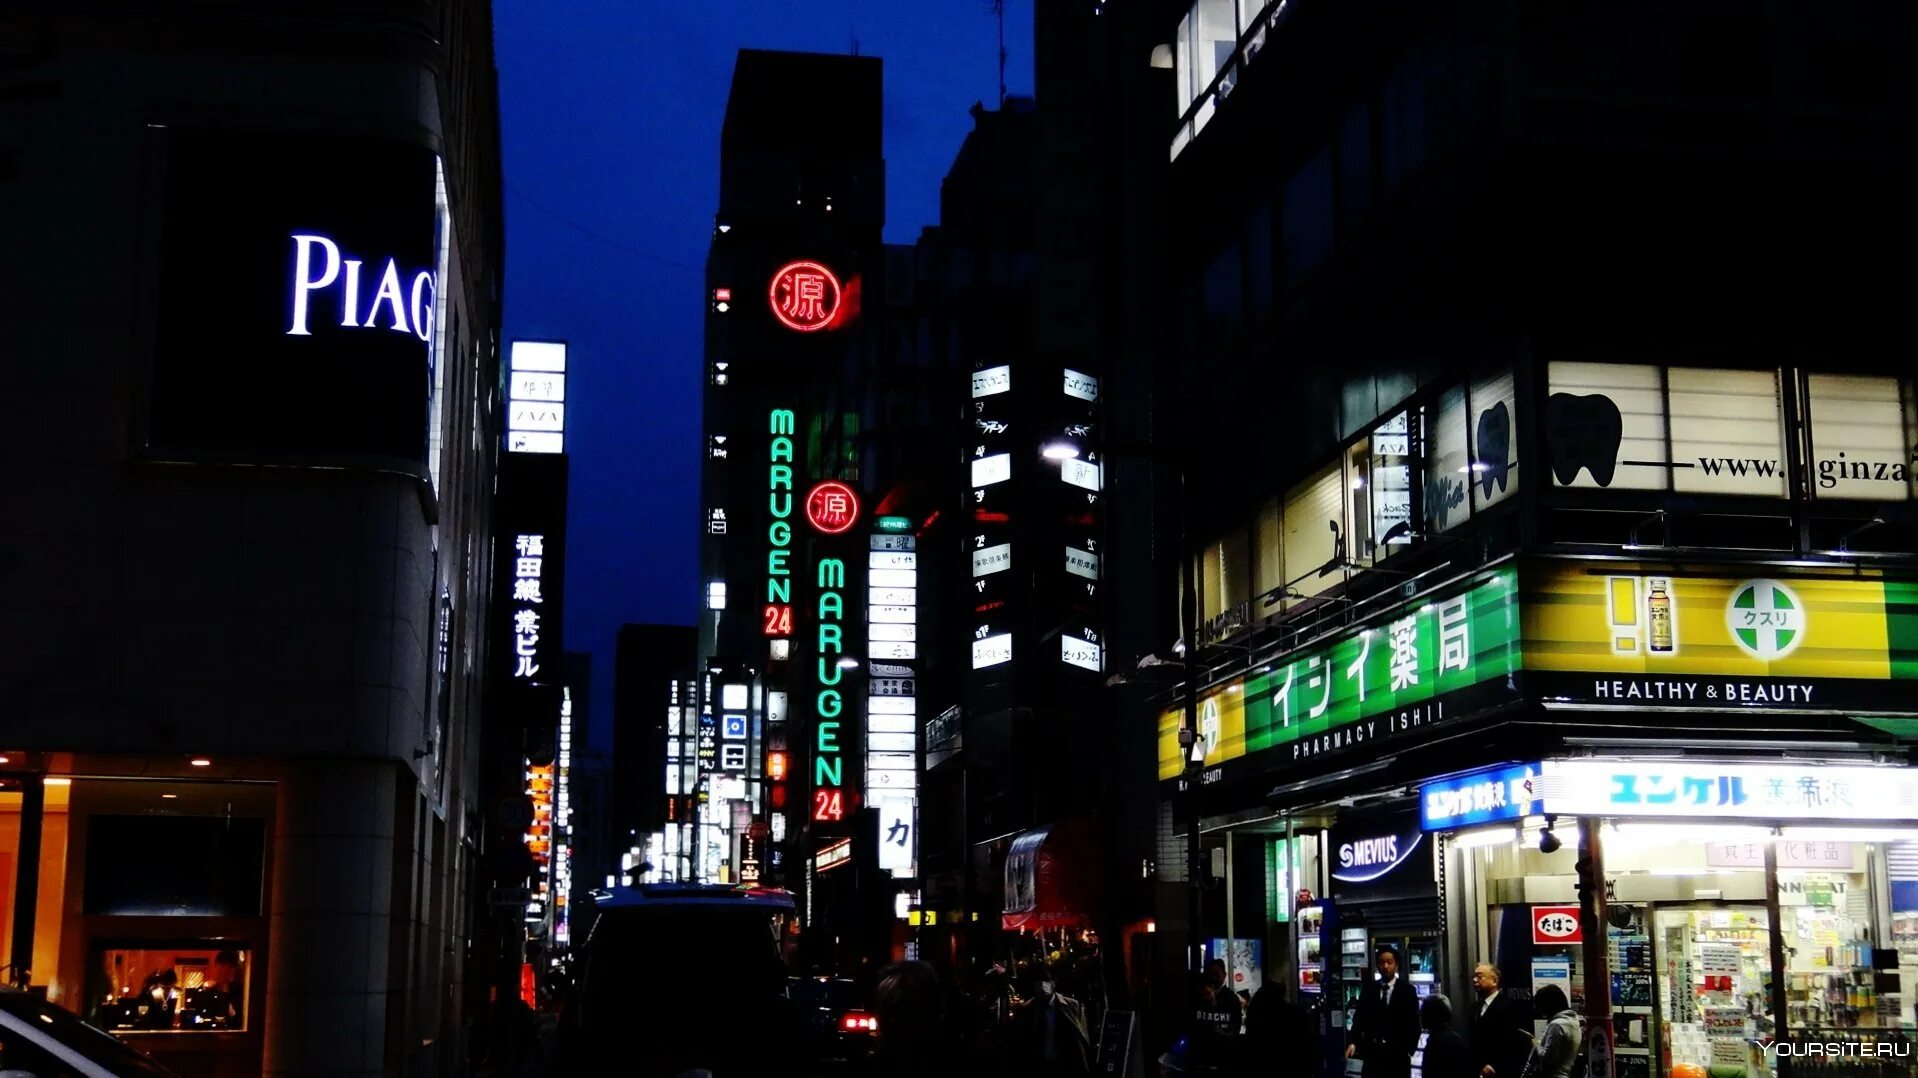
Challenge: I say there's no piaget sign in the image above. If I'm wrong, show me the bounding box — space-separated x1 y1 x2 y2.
1160 561 1918 786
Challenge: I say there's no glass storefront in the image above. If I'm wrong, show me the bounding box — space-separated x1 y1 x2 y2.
1443 805 1918 1077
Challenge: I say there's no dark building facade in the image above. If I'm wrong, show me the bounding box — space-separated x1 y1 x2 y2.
610 624 696 863
0 2 504 1075
1144 0 1918 1068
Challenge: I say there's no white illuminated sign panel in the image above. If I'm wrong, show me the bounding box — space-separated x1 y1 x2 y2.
1061 635 1103 673
972 454 1012 488
876 794 917 876
1537 761 1918 821
971 365 1011 398
972 633 1013 669
507 341 569 453
868 532 919 877
1061 458 1102 491
871 641 918 660
973 543 1013 578
1063 369 1099 401
1065 547 1099 580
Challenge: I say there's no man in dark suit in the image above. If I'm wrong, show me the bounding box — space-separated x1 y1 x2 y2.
1345 945 1421 1078
1468 962 1533 1078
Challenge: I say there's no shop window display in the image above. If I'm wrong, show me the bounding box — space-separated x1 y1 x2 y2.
88 943 249 1033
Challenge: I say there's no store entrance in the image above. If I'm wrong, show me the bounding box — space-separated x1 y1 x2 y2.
1648 904 1776 1078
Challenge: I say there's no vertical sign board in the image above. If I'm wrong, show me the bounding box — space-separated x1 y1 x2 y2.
870 532 918 877
1058 368 1103 674
496 453 568 690
507 341 567 454
808 482 862 830
149 129 443 470
970 364 1016 687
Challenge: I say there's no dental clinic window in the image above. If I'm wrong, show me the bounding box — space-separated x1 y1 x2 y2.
1425 372 1521 535
1803 373 1918 501
1544 362 1786 497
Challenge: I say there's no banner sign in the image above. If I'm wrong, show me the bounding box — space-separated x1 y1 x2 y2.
1420 763 1540 832
1159 560 1918 789
1523 563 1918 712
1536 760 1918 821
1159 570 1521 782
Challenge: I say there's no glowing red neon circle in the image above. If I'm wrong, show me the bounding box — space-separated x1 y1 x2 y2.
769 260 842 332
805 481 860 535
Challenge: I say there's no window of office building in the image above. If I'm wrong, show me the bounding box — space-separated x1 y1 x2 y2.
1804 373 1918 502
1283 460 1345 599
1545 362 1786 497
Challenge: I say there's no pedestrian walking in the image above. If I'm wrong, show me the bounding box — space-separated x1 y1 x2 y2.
1516 986 1581 1078
1344 945 1419 1078
1418 995 1474 1078
1467 963 1532 1078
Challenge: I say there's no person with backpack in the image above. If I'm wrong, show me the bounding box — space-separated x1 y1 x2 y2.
1516 986 1581 1078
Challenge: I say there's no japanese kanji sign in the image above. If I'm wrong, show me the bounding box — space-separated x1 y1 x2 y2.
805 480 860 534
1537 761 1918 821
769 259 842 332
511 533 545 680
1157 570 1521 779
1524 562 1918 712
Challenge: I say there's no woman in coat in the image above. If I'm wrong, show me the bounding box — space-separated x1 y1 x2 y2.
1517 986 1582 1078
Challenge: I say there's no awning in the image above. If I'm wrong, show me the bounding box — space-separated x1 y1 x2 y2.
1001 819 1095 931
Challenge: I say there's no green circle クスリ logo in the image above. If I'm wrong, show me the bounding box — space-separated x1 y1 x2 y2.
1727 579 1805 660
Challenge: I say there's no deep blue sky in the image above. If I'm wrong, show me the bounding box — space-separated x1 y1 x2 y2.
495 1 1034 750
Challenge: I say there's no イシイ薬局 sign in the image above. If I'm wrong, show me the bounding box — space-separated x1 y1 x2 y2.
1158 570 1521 782
1522 563 1918 713
1420 763 1540 831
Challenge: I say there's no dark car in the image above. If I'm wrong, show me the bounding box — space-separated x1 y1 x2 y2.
558 883 803 1077
0 990 180 1077
788 975 878 1066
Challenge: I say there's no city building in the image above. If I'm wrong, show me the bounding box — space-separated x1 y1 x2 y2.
1147 0 1918 1068
610 624 696 881
0 2 503 1074
699 49 898 970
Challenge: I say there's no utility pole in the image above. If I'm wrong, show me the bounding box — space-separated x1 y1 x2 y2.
990 0 1007 107
1179 470 1203 974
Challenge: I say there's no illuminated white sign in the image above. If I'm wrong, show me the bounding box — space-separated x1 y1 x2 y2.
869 605 916 623
870 551 917 570
973 543 1013 577
870 569 917 588
1537 761 1918 820
1061 635 1103 673
876 793 916 876
1063 369 1098 401
868 697 916 715
1062 458 1102 491
511 534 545 679
869 713 916 733
507 341 568 453
972 453 1012 488
871 587 916 605
972 633 1013 669
287 234 434 341
871 641 918 660
869 623 917 642
1065 546 1099 580
972 365 1012 398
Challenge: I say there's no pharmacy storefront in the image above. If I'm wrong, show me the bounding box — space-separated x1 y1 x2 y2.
1426 759 1918 1078
1162 558 1918 1077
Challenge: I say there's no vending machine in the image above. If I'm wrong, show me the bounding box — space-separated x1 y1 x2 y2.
1296 900 1346 1078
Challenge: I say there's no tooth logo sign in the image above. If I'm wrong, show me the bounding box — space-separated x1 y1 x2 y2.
1544 392 1624 487
1727 579 1804 660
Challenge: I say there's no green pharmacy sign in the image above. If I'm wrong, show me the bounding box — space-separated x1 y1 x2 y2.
1160 571 1521 779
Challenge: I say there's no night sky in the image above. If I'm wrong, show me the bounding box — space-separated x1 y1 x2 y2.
495 1 1034 749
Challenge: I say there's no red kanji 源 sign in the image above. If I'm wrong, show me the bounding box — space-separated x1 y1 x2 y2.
769 260 841 332
806 481 860 534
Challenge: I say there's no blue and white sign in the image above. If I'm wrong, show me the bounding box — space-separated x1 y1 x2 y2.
1420 763 1540 832
1538 760 1918 821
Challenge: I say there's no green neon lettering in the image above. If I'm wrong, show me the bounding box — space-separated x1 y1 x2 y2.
818 690 842 719
817 558 845 588
768 549 790 578
815 755 842 785
818 590 843 620
769 492 791 518
769 519 791 546
819 623 842 653
770 410 795 436
770 461 793 488
768 578 790 604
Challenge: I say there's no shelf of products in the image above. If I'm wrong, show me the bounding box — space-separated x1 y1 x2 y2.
1659 907 1775 1078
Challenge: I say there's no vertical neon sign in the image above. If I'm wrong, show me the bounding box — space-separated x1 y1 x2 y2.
766 410 795 637
813 555 847 822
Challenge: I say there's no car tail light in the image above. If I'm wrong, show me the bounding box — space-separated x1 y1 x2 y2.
839 1011 878 1033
